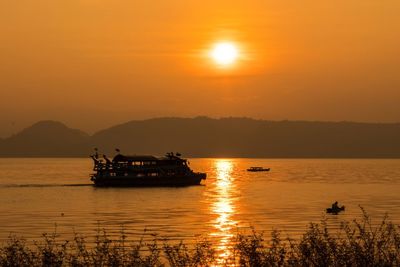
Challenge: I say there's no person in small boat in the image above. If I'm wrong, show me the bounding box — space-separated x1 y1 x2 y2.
331 201 339 210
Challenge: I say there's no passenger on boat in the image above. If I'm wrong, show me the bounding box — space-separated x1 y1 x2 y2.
90 155 102 170
103 154 112 169
332 201 339 210
90 155 99 163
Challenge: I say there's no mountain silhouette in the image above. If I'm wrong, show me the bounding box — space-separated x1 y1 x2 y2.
0 120 90 157
1 117 400 158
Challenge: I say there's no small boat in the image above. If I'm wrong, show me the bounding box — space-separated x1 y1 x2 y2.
90 152 206 187
247 167 270 172
326 206 345 214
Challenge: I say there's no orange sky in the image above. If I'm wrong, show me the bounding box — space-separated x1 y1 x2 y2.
1 0 399 137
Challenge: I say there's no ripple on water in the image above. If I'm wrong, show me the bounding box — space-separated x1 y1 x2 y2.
0 158 399 252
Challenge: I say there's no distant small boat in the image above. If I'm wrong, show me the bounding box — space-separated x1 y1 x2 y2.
247 167 270 172
326 206 345 214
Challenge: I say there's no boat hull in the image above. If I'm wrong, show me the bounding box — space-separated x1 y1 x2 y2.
91 173 206 187
326 206 345 214
247 168 270 172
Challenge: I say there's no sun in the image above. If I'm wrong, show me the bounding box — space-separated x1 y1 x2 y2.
210 42 239 67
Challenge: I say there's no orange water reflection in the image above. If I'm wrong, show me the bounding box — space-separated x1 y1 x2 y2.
210 160 238 264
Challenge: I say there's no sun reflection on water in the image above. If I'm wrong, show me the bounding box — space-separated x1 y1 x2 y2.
210 160 238 264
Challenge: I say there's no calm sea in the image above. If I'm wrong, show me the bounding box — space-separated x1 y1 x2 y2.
0 158 400 257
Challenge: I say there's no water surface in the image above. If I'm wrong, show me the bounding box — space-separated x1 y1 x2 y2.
0 158 399 259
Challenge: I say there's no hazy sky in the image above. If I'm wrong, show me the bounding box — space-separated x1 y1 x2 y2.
1 0 399 137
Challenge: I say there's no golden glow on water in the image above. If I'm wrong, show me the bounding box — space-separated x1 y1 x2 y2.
210 160 238 263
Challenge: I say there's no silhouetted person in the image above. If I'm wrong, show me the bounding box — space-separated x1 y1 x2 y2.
332 201 339 210
90 155 103 171
103 154 112 164
90 155 98 163
103 154 112 169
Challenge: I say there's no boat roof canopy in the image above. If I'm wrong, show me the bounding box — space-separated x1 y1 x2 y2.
112 154 158 162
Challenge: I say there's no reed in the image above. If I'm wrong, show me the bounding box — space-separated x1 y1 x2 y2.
1 210 399 266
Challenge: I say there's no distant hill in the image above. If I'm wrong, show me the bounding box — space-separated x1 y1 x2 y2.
1 117 400 158
0 120 90 157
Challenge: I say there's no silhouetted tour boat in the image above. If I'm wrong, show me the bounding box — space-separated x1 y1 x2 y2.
90 152 206 187
247 167 270 172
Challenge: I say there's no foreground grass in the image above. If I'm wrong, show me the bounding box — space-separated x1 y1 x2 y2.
1 210 399 266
